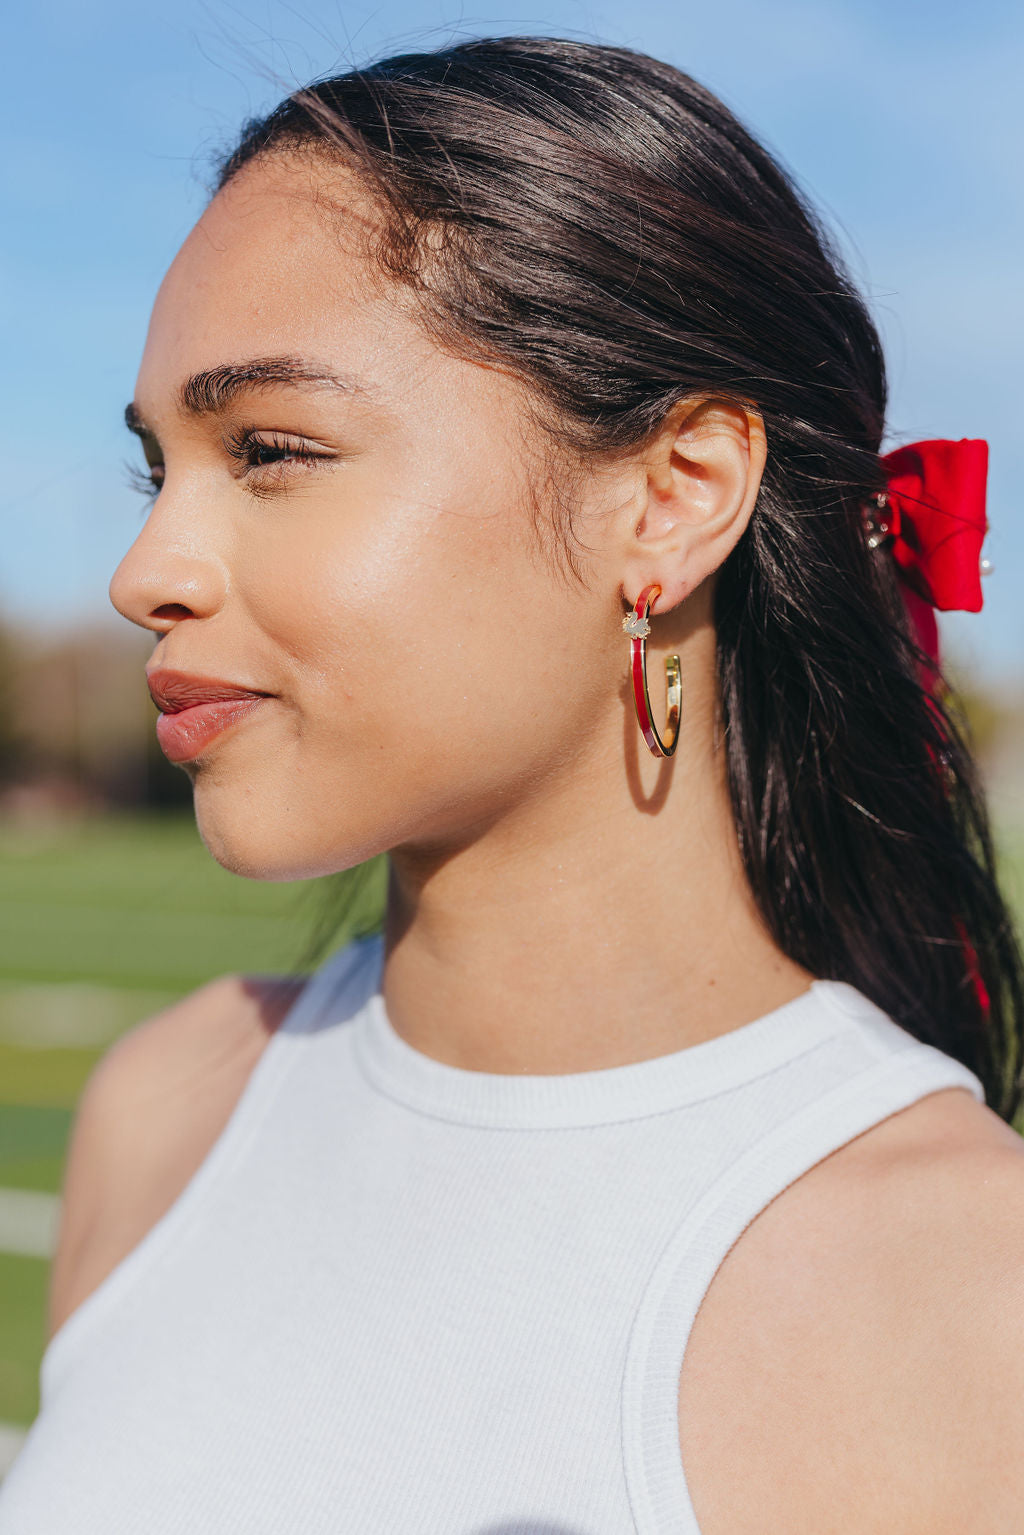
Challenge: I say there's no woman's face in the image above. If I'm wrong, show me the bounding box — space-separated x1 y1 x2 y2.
112 156 637 880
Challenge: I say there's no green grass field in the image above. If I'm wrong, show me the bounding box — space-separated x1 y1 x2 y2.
0 809 1021 1440
0 1255 47 1427
0 813 385 989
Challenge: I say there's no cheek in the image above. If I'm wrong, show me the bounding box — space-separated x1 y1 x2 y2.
231 483 601 847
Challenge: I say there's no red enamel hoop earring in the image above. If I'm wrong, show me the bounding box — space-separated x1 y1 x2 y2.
622 584 681 758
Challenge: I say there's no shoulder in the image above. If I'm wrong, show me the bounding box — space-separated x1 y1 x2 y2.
680 1086 1024 1535
48 971 308 1341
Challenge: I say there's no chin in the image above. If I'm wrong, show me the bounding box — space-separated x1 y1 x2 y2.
194 818 295 881
188 787 299 881
190 777 374 884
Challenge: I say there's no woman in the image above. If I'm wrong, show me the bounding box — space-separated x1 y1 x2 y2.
3 35 1023 1534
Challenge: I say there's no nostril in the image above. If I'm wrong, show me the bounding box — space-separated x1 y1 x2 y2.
108 545 226 631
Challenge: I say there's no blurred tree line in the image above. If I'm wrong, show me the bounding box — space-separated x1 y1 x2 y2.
0 613 190 815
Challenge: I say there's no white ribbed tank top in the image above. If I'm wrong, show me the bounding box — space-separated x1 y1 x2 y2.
0 934 984 1534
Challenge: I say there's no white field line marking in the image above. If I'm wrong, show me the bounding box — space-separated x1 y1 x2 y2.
0 982 176 1050
0 1188 60 1258
0 1421 28 1476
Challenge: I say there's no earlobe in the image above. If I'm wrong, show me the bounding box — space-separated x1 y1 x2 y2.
621 397 766 611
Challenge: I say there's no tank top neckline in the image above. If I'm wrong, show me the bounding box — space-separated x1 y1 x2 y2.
347 936 854 1129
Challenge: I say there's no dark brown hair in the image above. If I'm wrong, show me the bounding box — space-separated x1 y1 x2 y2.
216 35 1024 1120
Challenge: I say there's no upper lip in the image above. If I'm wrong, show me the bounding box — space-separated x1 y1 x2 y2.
146 668 271 714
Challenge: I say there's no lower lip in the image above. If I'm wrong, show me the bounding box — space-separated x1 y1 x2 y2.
155 698 269 763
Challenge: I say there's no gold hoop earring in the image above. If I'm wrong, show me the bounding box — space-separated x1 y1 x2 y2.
622 584 681 758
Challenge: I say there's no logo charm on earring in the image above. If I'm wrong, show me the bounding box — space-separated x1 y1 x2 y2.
622 610 652 640
623 584 681 758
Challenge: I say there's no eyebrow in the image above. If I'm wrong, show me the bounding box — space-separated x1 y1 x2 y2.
124 356 366 437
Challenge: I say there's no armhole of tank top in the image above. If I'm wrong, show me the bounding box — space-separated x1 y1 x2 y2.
38 935 381 1401
620 1043 986 1535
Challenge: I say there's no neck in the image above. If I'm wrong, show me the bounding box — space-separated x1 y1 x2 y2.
382 629 813 1076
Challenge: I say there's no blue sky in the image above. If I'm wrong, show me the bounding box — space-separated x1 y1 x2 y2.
2 0 1021 680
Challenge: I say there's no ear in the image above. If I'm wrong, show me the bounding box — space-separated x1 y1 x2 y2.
619 397 767 612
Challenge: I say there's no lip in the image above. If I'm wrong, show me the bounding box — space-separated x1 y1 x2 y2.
147 668 272 764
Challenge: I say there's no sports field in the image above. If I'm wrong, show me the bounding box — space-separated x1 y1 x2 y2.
0 810 1021 1470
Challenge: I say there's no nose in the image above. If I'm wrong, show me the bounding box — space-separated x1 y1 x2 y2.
108 520 228 634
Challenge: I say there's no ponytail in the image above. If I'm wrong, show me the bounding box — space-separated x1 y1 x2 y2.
717 468 1021 1117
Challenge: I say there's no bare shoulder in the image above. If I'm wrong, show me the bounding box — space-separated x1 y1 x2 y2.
48 971 308 1342
680 1086 1024 1535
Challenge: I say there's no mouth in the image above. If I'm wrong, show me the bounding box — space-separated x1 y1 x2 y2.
146 668 273 764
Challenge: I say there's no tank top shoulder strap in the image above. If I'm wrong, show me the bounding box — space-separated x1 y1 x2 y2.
622 979 986 1535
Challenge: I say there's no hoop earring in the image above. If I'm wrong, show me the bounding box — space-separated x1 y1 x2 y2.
622 584 681 758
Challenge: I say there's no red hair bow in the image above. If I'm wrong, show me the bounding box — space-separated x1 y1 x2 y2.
865 439 992 1019
865 438 989 685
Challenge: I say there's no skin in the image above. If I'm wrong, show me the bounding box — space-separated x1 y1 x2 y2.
88 152 1024 1531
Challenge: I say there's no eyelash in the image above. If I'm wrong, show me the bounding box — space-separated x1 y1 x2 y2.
223 426 329 482
123 460 163 500
124 428 331 504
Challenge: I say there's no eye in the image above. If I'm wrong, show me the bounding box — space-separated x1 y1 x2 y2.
223 426 334 489
123 458 164 501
